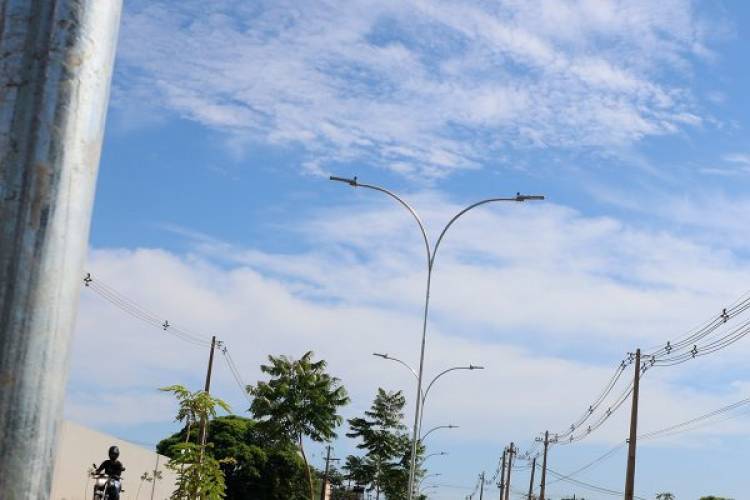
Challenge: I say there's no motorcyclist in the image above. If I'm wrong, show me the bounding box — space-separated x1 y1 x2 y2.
95 445 125 499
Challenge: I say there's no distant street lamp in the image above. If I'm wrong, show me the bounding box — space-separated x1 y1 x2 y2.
372 353 483 433
332 175 544 500
423 451 448 463
421 424 458 442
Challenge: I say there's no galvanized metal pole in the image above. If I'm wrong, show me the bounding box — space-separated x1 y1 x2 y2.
0 1 122 497
624 349 642 500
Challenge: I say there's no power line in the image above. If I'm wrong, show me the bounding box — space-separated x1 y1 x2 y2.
540 464 646 500
543 289 750 449
82 272 251 405
546 393 750 484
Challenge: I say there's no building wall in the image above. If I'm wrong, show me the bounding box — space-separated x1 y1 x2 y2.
50 421 177 500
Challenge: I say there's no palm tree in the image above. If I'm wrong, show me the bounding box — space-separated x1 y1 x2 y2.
656 493 675 500
159 384 230 443
248 351 350 500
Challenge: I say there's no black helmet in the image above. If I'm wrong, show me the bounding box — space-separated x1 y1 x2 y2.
108 445 120 460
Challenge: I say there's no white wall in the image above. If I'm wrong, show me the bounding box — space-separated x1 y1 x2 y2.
50 421 177 500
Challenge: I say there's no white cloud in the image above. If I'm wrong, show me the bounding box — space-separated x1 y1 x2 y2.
113 0 717 178
67 193 750 451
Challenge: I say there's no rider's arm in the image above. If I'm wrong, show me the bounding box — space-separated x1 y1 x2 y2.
95 461 107 473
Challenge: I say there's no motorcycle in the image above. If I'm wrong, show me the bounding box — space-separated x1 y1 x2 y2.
91 463 125 500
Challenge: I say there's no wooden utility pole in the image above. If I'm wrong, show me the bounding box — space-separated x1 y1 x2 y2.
198 336 218 449
527 456 536 500
624 348 642 500
0 1 122 497
479 471 485 500
504 443 514 500
538 431 550 500
498 449 507 500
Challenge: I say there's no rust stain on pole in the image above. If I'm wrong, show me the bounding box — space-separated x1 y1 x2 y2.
0 0 122 497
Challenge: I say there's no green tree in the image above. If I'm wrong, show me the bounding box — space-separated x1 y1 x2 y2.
656 494 675 500
166 442 227 499
346 389 407 499
158 415 311 500
378 434 424 500
247 351 350 500
159 385 231 444
160 384 231 499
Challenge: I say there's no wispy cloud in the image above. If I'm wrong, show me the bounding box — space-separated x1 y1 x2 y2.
114 0 716 178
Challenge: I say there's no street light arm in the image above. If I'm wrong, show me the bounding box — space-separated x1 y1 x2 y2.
330 176 432 265
422 365 484 405
372 353 425 401
421 424 457 442
431 195 543 266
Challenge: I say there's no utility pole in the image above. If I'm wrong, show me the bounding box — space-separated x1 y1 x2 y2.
321 445 332 500
624 348 642 500
527 457 536 500
198 336 218 449
504 443 514 500
498 449 507 500
479 472 485 500
537 431 551 500
0 1 122 497
320 445 340 500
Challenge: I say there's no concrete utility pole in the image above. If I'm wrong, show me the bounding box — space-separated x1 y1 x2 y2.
537 431 550 500
504 443 514 500
0 1 122 497
527 457 536 500
479 472 485 500
320 445 340 500
198 336 218 449
498 449 506 500
624 348 642 500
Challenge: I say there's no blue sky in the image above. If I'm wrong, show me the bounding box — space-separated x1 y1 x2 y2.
68 1 750 498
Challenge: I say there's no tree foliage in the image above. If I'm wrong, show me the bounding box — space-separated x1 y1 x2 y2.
158 415 311 500
159 384 231 443
159 384 231 499
166 442 226 500
247 351 350 500
346 389 407 498
345 388 425 500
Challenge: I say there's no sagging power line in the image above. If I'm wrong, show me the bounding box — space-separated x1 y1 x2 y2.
82 272 252 405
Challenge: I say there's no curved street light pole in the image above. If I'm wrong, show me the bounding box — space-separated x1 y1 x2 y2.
423 451 448 463
331 176 544 500
419 365 483 434
421 424 458 442
373 353 482 433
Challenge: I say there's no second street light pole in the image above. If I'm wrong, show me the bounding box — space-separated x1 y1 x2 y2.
331 175 544 500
